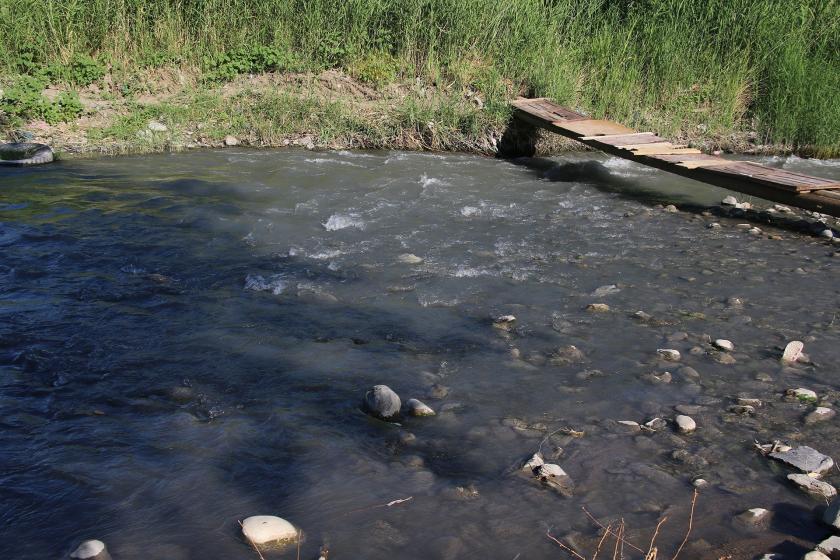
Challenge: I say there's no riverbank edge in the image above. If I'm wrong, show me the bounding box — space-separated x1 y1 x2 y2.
1 69 816 163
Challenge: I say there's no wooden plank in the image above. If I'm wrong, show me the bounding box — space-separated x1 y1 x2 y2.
580 132 659 142
554 119 635 137
676 159 743 169
630 147 703 156
709 162 840 192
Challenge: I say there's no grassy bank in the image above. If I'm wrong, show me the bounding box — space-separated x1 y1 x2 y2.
1 0 838 156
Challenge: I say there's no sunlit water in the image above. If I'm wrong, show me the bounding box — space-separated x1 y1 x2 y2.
1 150 839 559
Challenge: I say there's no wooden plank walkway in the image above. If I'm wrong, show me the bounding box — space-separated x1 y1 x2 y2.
511 98 840 217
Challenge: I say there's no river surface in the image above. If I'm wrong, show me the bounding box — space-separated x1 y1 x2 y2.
1 149 839 559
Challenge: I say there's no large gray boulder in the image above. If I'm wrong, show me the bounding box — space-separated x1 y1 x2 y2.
0 142 54 166
363 385 401 420
769 446 834 475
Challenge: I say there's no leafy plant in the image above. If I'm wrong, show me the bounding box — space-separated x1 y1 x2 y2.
0 75 84 124
348 52 399 87
202 45 303 82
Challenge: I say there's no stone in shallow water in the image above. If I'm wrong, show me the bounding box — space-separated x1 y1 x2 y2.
714 339 734 351
787 473 837 500
241 515 297 545
70 540 110 560
535 463 574 497
398 253 423 264
789 387 818 402
406 398 435 417
769 446 834 475
657 348 681 362
734 508 771 530
803 551 830 560
817 536 840 557
586 302 610 313
782 340 804 363
675 415 696 434
805 407 835 425
492 314 516 330
363 385 401 419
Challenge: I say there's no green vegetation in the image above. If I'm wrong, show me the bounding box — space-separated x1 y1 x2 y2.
0 0 838 155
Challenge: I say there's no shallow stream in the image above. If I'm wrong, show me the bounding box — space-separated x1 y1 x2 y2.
1 149 839 559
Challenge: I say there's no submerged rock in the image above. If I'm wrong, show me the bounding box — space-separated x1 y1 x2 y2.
535 463 574 497
241 515 297 545
805 407 835 425
787 473 837 500
363 385 402 420
734 508 771 530
769 446 834 475
823 497 840 529
70 540 111 560
586 303 610 313
492 314 516 330
406 398 435 417
397 253 423 264
788 388 818 403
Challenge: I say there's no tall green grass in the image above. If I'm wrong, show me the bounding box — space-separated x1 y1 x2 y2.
1 0 837 155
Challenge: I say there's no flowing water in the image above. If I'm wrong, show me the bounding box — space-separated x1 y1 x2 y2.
1 150 839 559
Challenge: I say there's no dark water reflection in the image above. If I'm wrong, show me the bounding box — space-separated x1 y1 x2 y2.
1 150 839 559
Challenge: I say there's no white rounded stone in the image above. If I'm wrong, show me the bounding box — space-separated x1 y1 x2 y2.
224 135 240 146
406 398 435 417
714 339 734 351
70 540 107 559
241 516 297 545
782 340 804 363
657 348 681 362
675 415 696 434
397 253 423 264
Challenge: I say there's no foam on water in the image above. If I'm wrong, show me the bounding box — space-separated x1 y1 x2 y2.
322 213 366 231
244 273 287 295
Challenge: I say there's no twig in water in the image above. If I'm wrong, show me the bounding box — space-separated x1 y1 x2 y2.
611 519 623 560
592 522 613 560
671 489 699 560
238 520 267 560
582 507 645 554
345 496 414 515
645 516 668 559
546 528 587 560
296 529 301 560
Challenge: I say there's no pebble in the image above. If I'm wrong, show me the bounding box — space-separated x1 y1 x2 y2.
713 339 734 351
737 397 761 407
535 463 574 496
522 452 544 471
586 303 610 313
224 135 239 146
675 404 703 415
789 388 818 402
644 418 667 431
406 398 435 417
693 478 709 489
804 551 830 560
707 222 721 229
147 121 168 132
675 415 696 434
241 516 297 545
729 405 755 416
70 540 111 560
363 385 402 420
782 340 805 363
805 407 835 425
820 229 834 239
657 348 681 362
664 204 678 213
397 253 423 264
722 195 739 206
787 473 837 500
713 352 737 365
769 446 834 475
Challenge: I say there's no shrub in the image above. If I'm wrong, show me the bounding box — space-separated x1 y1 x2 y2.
348 52 399 87
0 75 84 124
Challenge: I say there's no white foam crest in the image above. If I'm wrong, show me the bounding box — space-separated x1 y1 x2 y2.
120 264 146 275
452 265 494 278
305 157 365 168
308 249 343 260
244 274 287 295
323 213 366 231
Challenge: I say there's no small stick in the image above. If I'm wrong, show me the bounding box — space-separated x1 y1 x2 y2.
582 508 645 553
296 529 301 560
345 496 414 515
238 520 267 560
646 516 668 559
671 489 698 560
546 529 587 560
592 522 613 560
611 519 622 560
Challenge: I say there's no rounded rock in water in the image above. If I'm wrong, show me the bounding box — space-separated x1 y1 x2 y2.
657 348 681 362
675 415 696 434
70 540 111 560
714 339 734 351
406 398 435 417
363 384 401 420
782 340 805 363
241 515 297 545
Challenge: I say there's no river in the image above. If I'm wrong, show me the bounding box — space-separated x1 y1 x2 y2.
1 149 839 559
